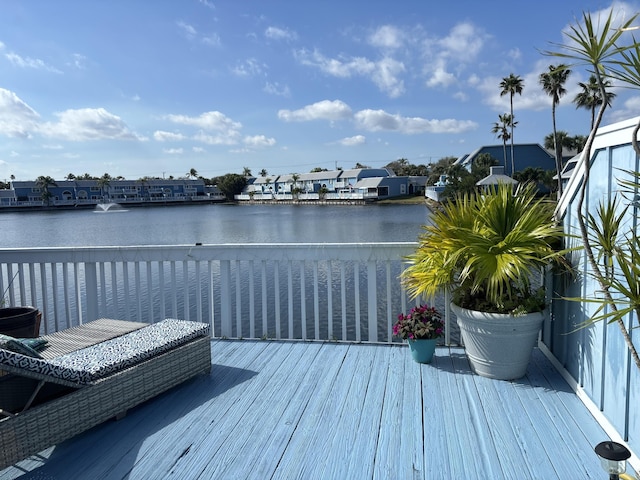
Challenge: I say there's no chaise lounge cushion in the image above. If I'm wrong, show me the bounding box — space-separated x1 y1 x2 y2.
0 319 210 386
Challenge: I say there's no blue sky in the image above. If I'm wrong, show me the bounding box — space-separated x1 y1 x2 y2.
1 1 639 181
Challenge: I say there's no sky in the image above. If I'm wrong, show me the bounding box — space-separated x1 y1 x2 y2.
1 1 640 182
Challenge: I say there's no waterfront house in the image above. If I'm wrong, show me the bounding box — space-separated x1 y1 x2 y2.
238 168 425 201
2 178 223 210
455 143 555 175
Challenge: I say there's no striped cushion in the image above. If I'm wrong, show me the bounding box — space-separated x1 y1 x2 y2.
0 319 210 385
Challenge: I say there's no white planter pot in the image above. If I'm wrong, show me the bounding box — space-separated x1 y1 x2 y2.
451 303 545 381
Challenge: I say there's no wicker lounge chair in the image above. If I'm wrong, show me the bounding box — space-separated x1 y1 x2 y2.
0 318 212 469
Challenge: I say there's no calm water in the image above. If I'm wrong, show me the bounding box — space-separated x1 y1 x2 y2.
0 203 430 247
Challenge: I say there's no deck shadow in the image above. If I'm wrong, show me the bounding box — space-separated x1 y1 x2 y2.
8 364 257 479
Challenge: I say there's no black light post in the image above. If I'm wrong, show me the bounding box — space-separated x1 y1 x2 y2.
594 441 632 479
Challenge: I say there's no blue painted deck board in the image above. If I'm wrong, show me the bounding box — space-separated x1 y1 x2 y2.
1 340 616 479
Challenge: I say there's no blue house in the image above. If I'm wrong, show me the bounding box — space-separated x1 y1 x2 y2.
455 143 555 176
4 178 219 209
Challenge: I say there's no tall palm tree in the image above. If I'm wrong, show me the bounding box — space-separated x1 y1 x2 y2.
499 73 524 176
186 168 198 179
259 169 268 177
539 64 571 196
35 175 57 206
97 173 112 202
491 113 513 169
574 75 616 131
243 167 252 177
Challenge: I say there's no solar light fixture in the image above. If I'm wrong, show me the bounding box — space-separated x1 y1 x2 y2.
594 441 631 479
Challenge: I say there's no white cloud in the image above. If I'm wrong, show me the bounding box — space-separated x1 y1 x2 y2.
193 146 205 153
4 52 62 74
202 33 221 47
339 135 366 146
264 82 291 97
0 88 41 138
244 135 276 147
166 111 242 132
368 25 404 50
265 26 297 41
278 99 353 122
438 22 487 63
231 58 264 77
41 108 143 141
153 131 186 142
193 131 240 145
177 21 197 39
423 21 490 90
295 49 405 97
163 148 184 154
70 53 87 69
354 109 477 134
426 59 457 88
177 21 220 47
610 95 640 122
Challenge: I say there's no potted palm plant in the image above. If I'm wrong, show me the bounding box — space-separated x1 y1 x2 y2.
401 182 564 380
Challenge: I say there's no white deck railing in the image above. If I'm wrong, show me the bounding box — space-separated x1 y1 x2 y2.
0 243 451 344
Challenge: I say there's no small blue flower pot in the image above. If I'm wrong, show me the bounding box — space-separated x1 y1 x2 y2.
408 338 437 364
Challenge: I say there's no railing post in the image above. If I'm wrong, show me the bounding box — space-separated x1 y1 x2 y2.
85 262 99 322
367 260 378 342
220 259 232 337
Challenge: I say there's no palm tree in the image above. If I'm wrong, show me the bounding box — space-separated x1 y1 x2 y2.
539 64 571 196
290 173 301 199
96 173 112 202
573 75 616 131
259 169 268 177
35 176 57 206
242 167 252 177
491 113 513 169
499 73 524 175
186 168 198 179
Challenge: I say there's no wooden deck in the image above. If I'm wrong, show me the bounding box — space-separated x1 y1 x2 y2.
1 340 615 479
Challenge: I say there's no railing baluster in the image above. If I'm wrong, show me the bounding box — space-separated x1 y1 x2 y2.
260 260 267 337
234 260 241 338
386 261 392 343
340 262 347 341
158 261 166 320
170 261 178 318
85 262 99 323
287 262 293 339
354 263 361 342
182 261 189 323
313 261 319 340
195 260 202 324
367 260 377 343
134 262 142 323
248 260 255 338
327 260 333 341
220 259 231 337
274 261 281 339
300 262 306 340
74 262 82 326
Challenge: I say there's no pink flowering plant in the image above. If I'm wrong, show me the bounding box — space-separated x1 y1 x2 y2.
393 304 444 340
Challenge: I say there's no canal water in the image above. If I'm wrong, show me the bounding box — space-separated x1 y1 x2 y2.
0 203 430 247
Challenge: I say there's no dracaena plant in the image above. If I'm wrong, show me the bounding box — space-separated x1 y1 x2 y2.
401 182 564 315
